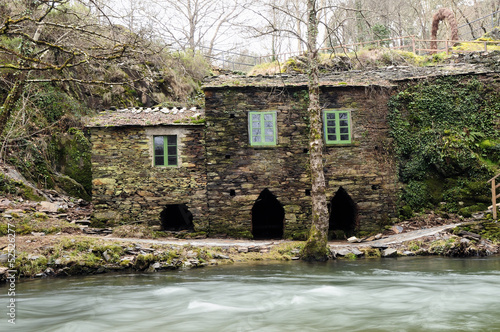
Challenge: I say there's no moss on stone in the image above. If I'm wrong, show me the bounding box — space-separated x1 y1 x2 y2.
360 248 381 258
299 224 329 261
54 173 91 201
51 128 92 200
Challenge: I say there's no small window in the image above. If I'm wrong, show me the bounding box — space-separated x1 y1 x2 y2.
323 110 351 144
248 111 277 146
154 135 177 166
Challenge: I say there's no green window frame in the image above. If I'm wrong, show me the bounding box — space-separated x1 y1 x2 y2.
323 110 352 144
153 135 177 166
248 111 277 146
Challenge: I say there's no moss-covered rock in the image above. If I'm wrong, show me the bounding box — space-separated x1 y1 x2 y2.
51 128 92 199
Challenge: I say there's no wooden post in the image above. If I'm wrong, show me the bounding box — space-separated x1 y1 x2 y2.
488 174 500 220
492 178 497 220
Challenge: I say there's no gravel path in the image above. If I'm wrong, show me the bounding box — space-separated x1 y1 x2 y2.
101 223 462 249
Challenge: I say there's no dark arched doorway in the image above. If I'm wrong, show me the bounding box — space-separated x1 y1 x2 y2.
251 188 284 239
329 187 358 239
160 203 194 231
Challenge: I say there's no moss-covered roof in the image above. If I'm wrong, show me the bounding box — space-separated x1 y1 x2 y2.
85 107 205 128
203 57 499 89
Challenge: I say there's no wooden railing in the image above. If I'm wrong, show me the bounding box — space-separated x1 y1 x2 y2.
267 36 500 64
488 173 500 220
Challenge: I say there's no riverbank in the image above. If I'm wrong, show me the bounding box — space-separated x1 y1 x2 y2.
1 191 499 281
1 218 499 282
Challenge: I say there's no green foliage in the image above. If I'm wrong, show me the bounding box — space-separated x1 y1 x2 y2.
31 83 88 124
343 252 358 260
389 76 500 214
455 221 500 243
134 253 155 270
13 254 48 277
372 24 390 46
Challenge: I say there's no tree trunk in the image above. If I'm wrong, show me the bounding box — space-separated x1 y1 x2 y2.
0 76 25 138
300 0 330 262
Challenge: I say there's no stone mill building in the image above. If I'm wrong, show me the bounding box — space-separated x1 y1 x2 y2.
87 60 499 239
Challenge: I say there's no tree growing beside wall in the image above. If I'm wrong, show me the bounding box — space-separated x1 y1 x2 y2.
299 0 330 262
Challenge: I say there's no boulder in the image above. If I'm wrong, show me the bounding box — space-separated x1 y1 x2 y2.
335 248 352 257
351 248 364 257
392 225 404 234
381 248 398 257
347 236 360 243
102 250 112 262
39 201 59 213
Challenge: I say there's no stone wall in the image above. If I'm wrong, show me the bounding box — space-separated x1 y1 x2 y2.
204 85 398 238
321 86 398 233
90 124 207 229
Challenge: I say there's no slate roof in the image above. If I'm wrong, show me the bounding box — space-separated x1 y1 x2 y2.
203 57 498 89
85 107 204 128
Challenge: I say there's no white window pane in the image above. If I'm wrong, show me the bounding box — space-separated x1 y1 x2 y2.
252 121 260 127
265 136 274 142
253 136 261 142
264 114 273 121
264 121 273 128
252 114 260 121
265 128 274 135
154 136 164 156
252 129 261 135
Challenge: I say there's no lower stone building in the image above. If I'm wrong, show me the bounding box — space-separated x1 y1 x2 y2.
87 108 208 230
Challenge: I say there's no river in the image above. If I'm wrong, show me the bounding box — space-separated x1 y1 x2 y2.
2 256 500 331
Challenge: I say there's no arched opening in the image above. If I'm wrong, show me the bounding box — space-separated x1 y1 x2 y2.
329 187 358 239
251 188 284 239
160 203 194 231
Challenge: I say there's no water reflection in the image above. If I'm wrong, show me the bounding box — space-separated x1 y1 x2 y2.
2 256 500 332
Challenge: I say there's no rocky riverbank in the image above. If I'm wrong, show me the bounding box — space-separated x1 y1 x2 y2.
1 219 499 282
1 190 499 282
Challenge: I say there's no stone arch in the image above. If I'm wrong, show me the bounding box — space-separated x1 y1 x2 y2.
160 203 194 231
430 8 459 53
251 188 284 239
328 187 358 238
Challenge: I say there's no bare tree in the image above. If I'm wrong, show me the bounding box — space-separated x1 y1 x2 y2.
141 0 247 56
300 0 330 262
0 0 152 137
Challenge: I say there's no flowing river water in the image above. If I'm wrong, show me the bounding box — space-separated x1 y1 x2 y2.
2 256 500 332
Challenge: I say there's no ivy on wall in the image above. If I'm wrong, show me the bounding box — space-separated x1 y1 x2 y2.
388 76 500 217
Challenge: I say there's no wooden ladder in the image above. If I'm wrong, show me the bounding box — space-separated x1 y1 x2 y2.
488 173 500 220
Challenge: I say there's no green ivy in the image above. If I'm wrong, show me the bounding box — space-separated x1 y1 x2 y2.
388 76 500 214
